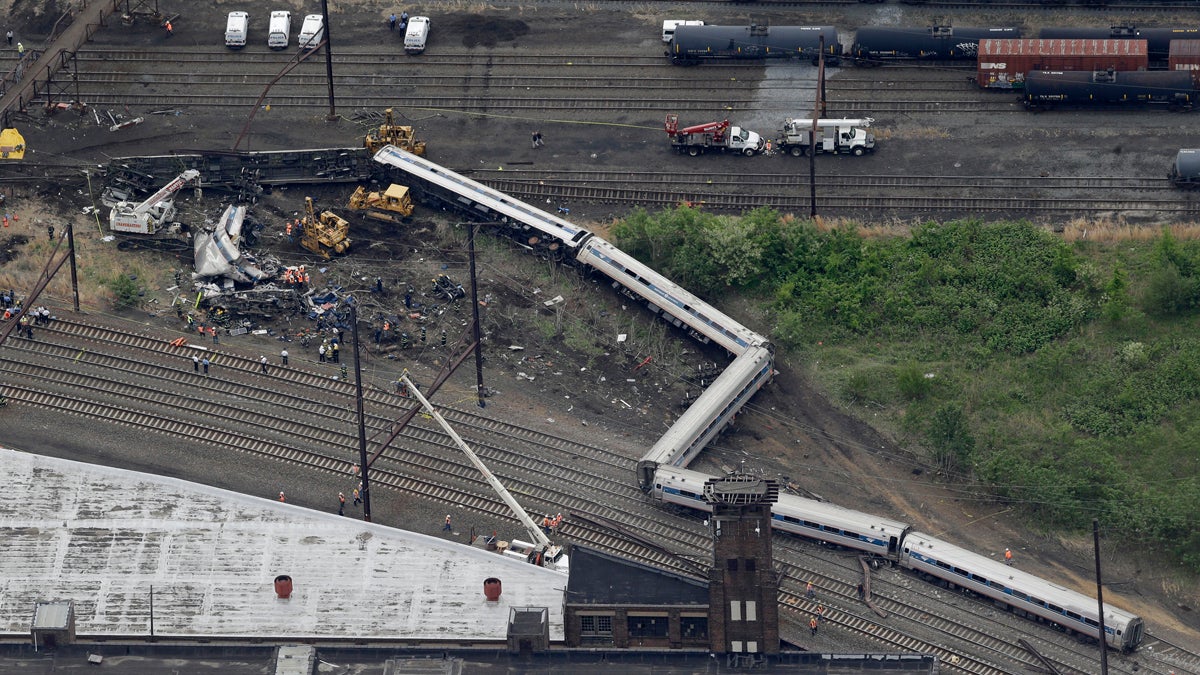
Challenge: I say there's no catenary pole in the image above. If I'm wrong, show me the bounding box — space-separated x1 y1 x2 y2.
467 222 486 407
1093 519 1109 674
350 303 371 522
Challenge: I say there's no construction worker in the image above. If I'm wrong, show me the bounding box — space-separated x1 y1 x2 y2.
278 491 286 502
16 42 24 57
331 341 340 363
285 220 293 242
164 20 173 37
1005 548 1013 565
542 515 552 535
809 616 818 636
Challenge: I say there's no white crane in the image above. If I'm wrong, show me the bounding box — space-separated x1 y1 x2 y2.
398 372 569 574
109 169 200 235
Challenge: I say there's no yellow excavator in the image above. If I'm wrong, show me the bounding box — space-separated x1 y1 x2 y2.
346 184 414 224
299 196 351 259
364 108 426 155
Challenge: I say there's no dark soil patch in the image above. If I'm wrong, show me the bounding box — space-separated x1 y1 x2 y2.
0 233 29 265
442 15 529 48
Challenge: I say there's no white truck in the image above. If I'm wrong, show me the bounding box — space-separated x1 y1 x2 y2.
297 14 324 51
778 118 876 157
267 10 291 50
665 114 764 156
404 16 430 54
224 11 248 49
662 19 703 43
108 169 200 235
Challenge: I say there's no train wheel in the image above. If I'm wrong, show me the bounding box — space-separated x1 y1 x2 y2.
688 147 700 157
790 146 804 157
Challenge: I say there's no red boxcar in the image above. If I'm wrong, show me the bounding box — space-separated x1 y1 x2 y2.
1170 40 1200 87
978 39 1148 89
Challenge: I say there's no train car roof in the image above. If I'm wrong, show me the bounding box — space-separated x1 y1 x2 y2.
372 145 591 245
775 491 910 537
903 531 1139 625
641 347 773 469
577 237 768 354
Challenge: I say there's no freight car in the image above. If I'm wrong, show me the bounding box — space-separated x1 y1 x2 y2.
851 24 1021 65
1038 26 1200 63
1170 149 1200 187
1023 69 1196 110
667 24 841 65
977 39 1148 90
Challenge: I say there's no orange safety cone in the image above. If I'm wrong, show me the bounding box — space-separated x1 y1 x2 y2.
11 212 17 221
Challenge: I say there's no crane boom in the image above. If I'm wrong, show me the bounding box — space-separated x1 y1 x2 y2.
130 169 200 215
398 373 552 550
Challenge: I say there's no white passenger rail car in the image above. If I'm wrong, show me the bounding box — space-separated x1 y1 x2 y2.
637 347 774 490
901 532 1144 651
372 145 592 259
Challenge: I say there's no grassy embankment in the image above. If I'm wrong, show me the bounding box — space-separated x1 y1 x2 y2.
612 206 1200 573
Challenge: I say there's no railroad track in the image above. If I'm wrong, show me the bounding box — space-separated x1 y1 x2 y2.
4 312 1194 673
480 176 1200 217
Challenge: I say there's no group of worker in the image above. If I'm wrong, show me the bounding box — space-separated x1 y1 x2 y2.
317 338 341 363
387 11 410 32
541 513 563 535
284 218 305 243
282 266 310 285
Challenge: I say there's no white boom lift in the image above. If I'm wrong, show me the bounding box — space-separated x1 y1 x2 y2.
398 372 569 574
109 169 200 234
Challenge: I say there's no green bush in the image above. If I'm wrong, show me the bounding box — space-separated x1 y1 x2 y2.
105 274 144 309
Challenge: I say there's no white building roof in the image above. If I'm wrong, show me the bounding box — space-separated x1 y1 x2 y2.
0 447 565 640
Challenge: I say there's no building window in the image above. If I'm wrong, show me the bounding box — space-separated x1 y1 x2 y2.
580 615 612 636
730 601 742 621
745 600 757 621
628 616 668 638
681 616 708 640
727 558 738 571
745 559 756 571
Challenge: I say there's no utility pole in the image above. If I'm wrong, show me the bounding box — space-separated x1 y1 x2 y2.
321 0 336 120
66 220 79 312
809 35 826 218
467 223 486 408
350 303 371 522
1093 519 1109 675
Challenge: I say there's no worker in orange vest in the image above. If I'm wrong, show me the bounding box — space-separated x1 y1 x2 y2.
285 220 293 242
1005 548 1013 565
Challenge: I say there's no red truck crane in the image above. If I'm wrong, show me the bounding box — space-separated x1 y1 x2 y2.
665 114 764 156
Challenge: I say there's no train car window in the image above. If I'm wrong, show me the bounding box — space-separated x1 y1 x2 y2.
1030 597 1045 608
975 576 988 586
804 521 820 529
1066 611 1081 622
937 561 952 571
844 531 860 540
1085 617 1099 627
954 567 969 578
1049 604 1064 614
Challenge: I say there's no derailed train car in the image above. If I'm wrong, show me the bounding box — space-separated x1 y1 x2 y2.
851 25 1020 64
1024 70 1196 110
667 24 841 65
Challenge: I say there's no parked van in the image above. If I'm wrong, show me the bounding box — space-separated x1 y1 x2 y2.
297 14 324 51
268 10 291 50
662 20 703 43
225 11 249 49
404 16 430 54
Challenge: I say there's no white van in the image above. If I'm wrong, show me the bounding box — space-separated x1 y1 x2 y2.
225 11 249 49
297 14 324 51
662 20 704 43
404 16 430 54
268 10 291 50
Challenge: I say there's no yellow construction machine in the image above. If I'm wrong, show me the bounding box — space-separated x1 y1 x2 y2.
364 108 426 155
299 196 351 259
346 184 414 224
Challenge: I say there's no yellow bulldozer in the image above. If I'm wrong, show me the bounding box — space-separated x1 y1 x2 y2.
364 108 426 156
346 184 414 224
299 196 351 260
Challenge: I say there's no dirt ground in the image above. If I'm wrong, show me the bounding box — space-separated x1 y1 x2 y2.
2 0 1198 652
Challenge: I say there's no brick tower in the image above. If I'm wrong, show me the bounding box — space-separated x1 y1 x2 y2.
704 473 780 665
